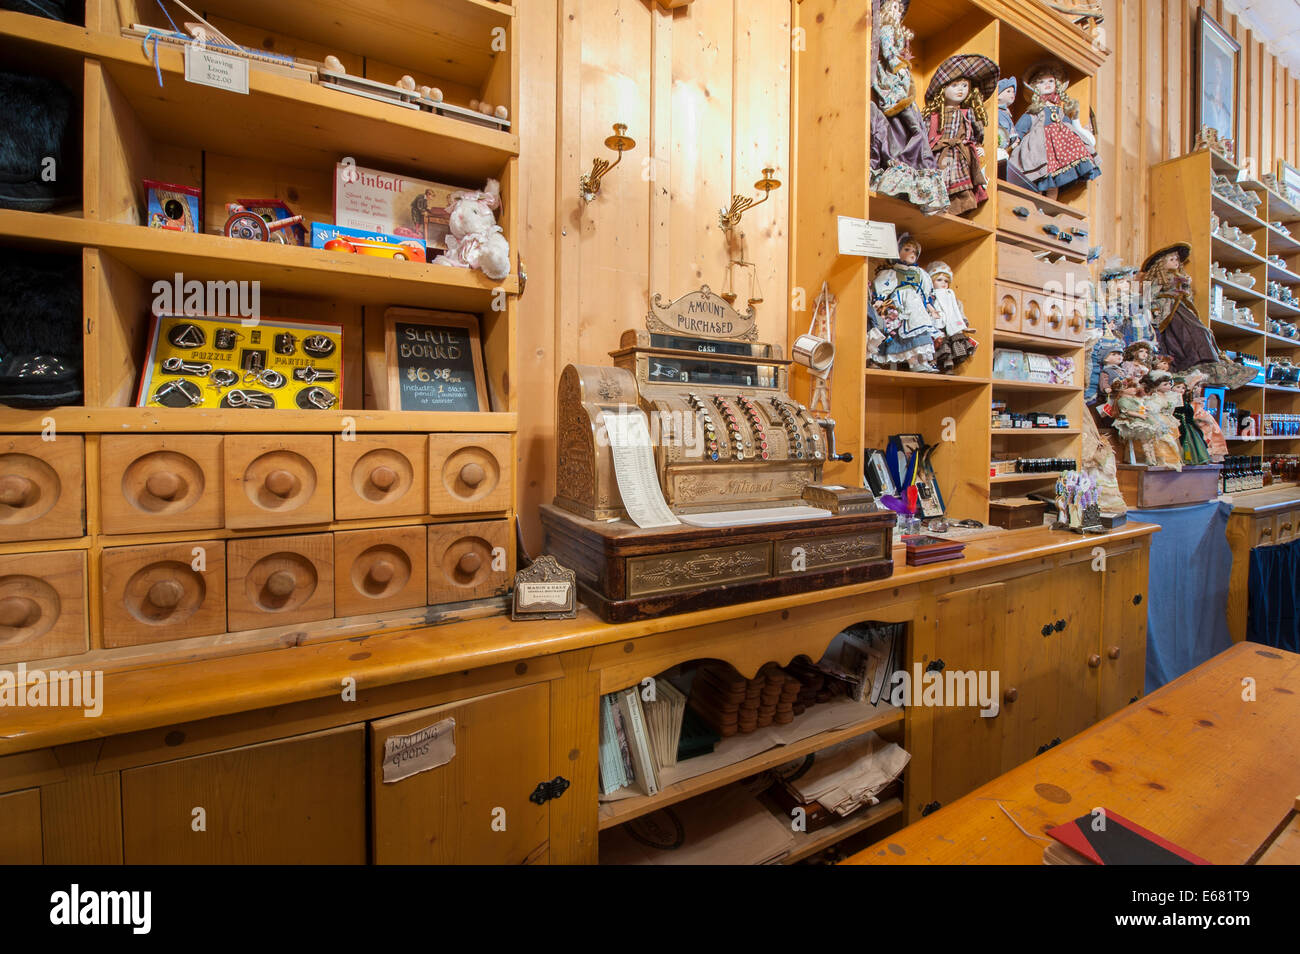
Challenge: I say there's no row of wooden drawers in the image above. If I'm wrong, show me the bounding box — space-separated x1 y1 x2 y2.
995 282 1089 343
1248 510 1300 548
0 433 511 542
0 519 512 663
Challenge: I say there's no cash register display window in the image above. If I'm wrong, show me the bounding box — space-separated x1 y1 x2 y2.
647 357 777 389
648 334 763 357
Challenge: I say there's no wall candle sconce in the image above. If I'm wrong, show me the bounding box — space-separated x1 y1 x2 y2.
579 123 635 201
718 167 781 233
719 167 781 306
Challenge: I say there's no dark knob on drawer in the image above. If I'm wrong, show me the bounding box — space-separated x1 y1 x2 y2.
1013 206 1030 218
367 560 396 585
1132 593 1142 605
265 570 298 598
1054 619 1066 632
147 579 185 610
0 475 36 507
264 469 298 498
145 471 184 501
369 466 398 492
1041 623 1054 637
457 552 483 576
1108 646 1121 660
1003 687 1019 704
1088 653 1101 668
0 596 38 628
460 462 486 488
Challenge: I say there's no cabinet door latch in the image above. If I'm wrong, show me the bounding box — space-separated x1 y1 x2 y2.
920 801 941 817
926 659 945 673
530 776 571 805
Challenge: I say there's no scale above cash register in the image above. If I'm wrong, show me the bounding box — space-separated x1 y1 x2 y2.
539 287 896 622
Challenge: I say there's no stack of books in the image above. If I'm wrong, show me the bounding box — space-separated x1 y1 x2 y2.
598 677 691 798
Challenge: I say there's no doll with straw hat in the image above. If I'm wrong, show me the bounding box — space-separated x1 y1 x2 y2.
923 53 1000 215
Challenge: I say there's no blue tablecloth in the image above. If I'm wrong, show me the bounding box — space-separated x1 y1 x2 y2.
1129 501 1234 691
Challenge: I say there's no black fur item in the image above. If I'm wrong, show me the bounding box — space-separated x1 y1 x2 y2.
0 250 81 355
0 71 77 211
0 1 73 22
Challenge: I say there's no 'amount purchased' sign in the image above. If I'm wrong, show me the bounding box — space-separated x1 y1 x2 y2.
385 310 488 412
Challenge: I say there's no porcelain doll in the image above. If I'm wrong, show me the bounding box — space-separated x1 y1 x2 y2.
1110 377 1161 466
1011 61 1101 199
1118 339 1154 383
1184 371 1228 462
923 54 999 215
1081 410 1127 514
926 261 976 372
870 0 949 214
996 77 1019 164
1141 370 1184 469
1095 348 1124 404
1142 243 1255 388
868 234 939 371
1171 375 1212 465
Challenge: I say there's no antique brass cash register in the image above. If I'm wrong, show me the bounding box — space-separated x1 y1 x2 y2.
540 287 895 622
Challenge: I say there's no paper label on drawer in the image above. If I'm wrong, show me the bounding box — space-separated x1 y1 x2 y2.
603 408 680 529
183 45 250 95
382 717 455 784
837 216 898 259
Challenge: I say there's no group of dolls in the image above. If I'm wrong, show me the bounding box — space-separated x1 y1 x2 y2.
867 234 976 373
1099 340 1229 469
871 0 1101 216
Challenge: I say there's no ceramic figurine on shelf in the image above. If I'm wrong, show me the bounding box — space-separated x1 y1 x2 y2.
870 0 949 215
1141 370 1184 470
1142 242 1255 389
1011 61 1101 200
1110 376 1162 466
868 234 939 371
1171 374 1212 465
923 54 1000 215
927 261 977 373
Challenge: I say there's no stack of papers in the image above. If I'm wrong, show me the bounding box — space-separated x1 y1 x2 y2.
786 732 910 817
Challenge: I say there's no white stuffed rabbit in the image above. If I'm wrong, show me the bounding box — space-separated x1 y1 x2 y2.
433 179 511 281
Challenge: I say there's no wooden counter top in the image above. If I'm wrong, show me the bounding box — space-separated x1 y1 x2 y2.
848 641 1300 865
1227 484 1300 514
0 522 1156 755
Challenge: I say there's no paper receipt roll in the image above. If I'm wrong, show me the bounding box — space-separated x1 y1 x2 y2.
603 407 680 529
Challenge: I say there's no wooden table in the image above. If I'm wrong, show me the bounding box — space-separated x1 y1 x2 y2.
850 642 1300 865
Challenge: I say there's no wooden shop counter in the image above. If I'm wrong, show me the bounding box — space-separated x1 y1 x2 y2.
848 642 1300 865
1225 484 1300 642
0 523 1156 865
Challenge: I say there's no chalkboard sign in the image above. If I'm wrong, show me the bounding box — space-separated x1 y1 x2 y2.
384 308 489 412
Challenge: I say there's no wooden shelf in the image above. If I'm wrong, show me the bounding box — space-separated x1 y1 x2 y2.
1266 297 1300 319
1268 261 1300 286
991 378 1082 393
596 703 903 830
1213 277 1265 302
1212 235 1267 268
999 181 1086 221
865 368 990 389
992 330 1086 353
990 471 1067 483
867 192 993 250
0 406 516 434
1267 226 1300 255
1210 316 1265 342
1212 192 1266 230
1267 384 1300 394
0 210 516 309
1265 332 1300 349
778 796 904 864
991 428 1080 436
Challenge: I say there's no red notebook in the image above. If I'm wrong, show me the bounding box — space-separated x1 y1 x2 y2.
1045 810 1211 865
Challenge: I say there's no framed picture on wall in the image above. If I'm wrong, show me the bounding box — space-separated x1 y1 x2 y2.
1277 160 1300 204
1193 9 1240 150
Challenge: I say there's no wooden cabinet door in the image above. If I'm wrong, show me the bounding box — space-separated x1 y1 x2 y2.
0 789 42 864
121 725 366 864
371 683 551 864
929 584 1008 808
1099 546 1149 718
999 569 1062 770
1052 560 1105 743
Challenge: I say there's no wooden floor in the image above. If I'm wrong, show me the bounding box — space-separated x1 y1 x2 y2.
849 642 1300 865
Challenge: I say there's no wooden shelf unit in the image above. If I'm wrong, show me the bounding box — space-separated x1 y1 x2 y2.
791 0 1102 524
1149 151 1300 460
0 0 522 667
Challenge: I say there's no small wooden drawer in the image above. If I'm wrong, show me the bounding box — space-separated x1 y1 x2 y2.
997 192 1089 251
429 434 511 516
1041 297 1067 339
1253 515 1277 547
100 435 223 535
227 533 334 631
0 550 87 664
1275 511 1297 544
995 285 1021 333
224 435 333 530
334 435 427 521
428 519 513 604
100 541 227 648
335 526 428 617
0 435 84 543
1020 292 1045 337
1064 301 1089 343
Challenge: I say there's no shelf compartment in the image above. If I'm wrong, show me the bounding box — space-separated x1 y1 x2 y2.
992 330 1086 354
0 406 515 434
990 471 1067 484
1213 277 1265 302
597 700 903 830
991 428 1080 436
1268 261 1300 286
1209 316 1265 343
865 368 990 389
867 192 993 250
1212 192 1266 230
1211 235 1267 268
1266 297 1300 319
991 378 1081 393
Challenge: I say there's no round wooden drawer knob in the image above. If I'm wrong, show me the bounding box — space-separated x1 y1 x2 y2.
369 466 398 491
368 560 396 585
1088 653 1101 668
264 469 297 498
0 595 37 628
1108 646 1121 660
0 475 35 507
1003 687 1018 704
146 579 185 609
145 471 184 501
457 552 482 575
460 462 486 488
265 570 297 597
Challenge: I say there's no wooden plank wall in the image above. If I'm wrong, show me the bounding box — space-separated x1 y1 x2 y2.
1094 0 1300 264
516 0 792 552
